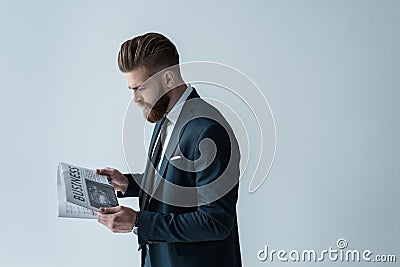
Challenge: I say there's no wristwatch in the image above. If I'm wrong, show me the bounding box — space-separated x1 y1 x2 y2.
132 211 140 235
134 211 140 227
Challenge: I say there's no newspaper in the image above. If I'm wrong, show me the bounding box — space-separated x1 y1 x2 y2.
57 162 119 219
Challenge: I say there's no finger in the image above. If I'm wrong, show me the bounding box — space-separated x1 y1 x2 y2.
97 214 110 227
96 168 115 176
97 217 107 226
97 216 123 233
97 212 111 221
98 217 115 231
112 228 131 233
99 206 121 214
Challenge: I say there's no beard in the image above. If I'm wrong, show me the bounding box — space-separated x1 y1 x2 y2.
144 91 170 123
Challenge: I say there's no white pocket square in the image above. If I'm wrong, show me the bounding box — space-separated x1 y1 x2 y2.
170 155 181 161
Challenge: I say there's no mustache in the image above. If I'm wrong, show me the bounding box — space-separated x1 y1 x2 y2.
140 93 170 123
136 98 152 108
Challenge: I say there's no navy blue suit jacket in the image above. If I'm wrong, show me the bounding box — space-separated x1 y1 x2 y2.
120 88 242 267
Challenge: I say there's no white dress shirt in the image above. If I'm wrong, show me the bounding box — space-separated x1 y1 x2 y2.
133 84 193 237
156 84 193 170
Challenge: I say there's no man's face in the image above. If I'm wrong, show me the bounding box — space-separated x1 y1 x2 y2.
124 67 170 123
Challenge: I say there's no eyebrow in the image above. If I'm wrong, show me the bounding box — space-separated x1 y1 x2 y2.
128 83 144 90
128 85 140 90
128 82 146 90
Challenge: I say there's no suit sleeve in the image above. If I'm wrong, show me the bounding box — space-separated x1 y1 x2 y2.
117 173 143 198
137 122 240 243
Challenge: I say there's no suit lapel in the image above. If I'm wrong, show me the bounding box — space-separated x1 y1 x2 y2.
139 118 165 204
146 88 200 206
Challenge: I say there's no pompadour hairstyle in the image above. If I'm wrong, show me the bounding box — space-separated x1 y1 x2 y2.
118 32 179 76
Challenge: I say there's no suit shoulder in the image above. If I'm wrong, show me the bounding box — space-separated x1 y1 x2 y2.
185 97 230 130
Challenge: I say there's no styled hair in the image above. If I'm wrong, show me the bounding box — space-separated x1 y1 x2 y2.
118 32 179 76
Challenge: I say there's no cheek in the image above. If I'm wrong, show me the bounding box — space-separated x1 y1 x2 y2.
146 88 163 104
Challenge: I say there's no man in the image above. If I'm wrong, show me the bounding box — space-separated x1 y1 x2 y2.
96 32 242 267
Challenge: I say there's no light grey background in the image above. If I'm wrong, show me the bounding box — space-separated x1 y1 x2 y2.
0 0 398 266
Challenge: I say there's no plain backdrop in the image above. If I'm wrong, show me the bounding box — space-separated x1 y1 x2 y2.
0 0 399 266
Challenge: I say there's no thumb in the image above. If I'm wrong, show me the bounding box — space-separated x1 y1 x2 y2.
99 206 121 214
96 168 113 176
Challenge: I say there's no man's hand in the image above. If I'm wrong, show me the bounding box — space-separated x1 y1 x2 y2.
97 206 137 233
96 167 129 193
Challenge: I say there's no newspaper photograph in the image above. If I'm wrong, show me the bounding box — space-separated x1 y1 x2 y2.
57 162 119 219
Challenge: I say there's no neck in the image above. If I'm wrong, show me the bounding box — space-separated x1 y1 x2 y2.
166 83 187 112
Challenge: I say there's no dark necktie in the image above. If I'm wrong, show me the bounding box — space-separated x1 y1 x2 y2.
151 117 168 172
142 115 168 209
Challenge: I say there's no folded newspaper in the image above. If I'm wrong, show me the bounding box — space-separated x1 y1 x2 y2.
57 162 119 219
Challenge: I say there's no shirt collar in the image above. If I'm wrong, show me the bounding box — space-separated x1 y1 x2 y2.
166 84 193 124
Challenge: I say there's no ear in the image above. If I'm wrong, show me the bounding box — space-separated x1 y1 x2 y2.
162 70 175 89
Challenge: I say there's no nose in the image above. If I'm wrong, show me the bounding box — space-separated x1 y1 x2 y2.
132 90 142 104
